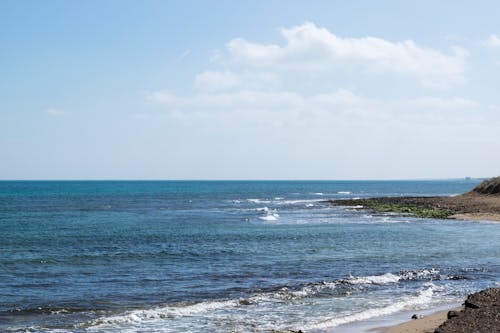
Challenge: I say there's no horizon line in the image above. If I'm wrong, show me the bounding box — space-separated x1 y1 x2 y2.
0 177 486 182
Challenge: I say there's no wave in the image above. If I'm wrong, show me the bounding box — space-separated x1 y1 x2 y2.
247 198 271 204
81 268 465 332
258 207 280 221
272 269 464 300
304 286 435 331
341 269 463 285
88 299 240 329
5 306 91 316
337 191 351 194
247 198 322 205
345 272 401 285
275 199 322 205
258 214 279 221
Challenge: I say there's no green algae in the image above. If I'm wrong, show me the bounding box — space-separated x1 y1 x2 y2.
334 198 454 219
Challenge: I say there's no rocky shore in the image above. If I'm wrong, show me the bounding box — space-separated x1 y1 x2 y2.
330 177 500 221
434 288 500 333
382 288 499 333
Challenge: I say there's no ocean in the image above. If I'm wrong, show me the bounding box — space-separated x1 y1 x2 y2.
0 180 499 332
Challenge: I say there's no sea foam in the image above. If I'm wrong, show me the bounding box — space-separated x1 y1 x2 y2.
303 286 435 331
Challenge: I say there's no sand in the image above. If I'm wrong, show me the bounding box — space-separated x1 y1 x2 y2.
450 212 500 222
380 288 500 333
380 307 462 333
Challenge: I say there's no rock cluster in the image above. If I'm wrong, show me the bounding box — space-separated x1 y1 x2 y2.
434 288 500 333
471 177 500 195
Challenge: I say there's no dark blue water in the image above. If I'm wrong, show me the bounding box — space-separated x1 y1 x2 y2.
0 180 499 332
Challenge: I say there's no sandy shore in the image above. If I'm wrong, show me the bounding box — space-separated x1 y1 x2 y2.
379 307 462 333
377 288 500 333
450 212 500 222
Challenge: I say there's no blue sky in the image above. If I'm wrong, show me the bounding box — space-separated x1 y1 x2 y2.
1 1 500 179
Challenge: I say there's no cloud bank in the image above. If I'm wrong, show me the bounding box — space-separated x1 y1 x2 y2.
224 22 467 88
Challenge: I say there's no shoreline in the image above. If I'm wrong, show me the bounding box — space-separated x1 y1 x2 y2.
331 303 461 333
334 288 500 333
330 192 500 222
379 307 463 333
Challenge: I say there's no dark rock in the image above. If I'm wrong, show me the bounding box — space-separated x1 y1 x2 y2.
411 314 424 319
463 299 479 309
434 288 500 333
471 177 500 195
447 310 460 319
239 299 252 306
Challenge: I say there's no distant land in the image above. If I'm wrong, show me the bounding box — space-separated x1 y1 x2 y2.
331 177 500 221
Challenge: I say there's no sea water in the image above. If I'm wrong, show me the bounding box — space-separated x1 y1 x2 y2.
0 180 499 332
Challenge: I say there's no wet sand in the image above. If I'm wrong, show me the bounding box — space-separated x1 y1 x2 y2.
380 307 462 333
379 288 499 333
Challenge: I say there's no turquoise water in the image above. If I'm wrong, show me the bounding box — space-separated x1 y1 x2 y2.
0 180 499 332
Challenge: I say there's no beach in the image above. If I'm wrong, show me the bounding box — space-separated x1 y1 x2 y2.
329 179 500 332
379 288 500 333
380 307 462 333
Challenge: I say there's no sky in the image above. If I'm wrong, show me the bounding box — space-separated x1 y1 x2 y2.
1 0 500 180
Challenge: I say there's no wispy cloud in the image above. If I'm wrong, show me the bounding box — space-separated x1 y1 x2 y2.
483 34 500 48
147 88 479 118
194 71 280 92
45 108 67 117
178 49 191 60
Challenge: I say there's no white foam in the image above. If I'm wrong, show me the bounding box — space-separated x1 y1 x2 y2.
285 281 338 299
259 213 280 221
277 199 321 205
312 192 324 195
247 198 271 204
304 286 435 331
347 272 401 284
257 207 280 221
89 299 239 329
398 268 440 281
337 191 351 194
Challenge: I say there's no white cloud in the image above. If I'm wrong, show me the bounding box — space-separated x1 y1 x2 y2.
224 22 467 88
194 71 241 91
483 34 500 48
194 71 280 92
147 90 304 110
148 89 480 119
311 89 371 108
402 97 479 110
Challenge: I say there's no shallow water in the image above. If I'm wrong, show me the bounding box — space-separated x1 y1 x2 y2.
0 180 499 332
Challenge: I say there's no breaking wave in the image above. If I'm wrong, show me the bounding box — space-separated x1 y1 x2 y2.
304 286 436 331
79 268 465 332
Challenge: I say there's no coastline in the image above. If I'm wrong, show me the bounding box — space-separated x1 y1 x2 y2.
379 307 462 333
330 193 500 222
336 288 500 333
331 303 462 333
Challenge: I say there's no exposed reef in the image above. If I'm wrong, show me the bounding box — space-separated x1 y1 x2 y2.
330 177 500 221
